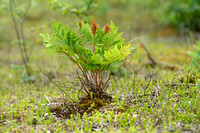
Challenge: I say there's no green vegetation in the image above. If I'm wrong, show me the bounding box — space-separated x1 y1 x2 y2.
162 0 200 32
187 42 200 75
41 19 131 98
48 0 98 20
0 0 200 132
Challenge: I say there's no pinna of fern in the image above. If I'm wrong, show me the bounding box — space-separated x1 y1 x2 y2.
41 19 131 98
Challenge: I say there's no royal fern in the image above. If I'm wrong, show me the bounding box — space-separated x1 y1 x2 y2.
41 19 131 98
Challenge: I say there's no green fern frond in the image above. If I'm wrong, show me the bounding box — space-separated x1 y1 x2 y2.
41 19 132 72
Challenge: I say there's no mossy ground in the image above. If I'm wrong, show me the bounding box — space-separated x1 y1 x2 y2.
1 41 199 132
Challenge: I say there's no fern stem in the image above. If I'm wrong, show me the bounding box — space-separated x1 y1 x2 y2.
60 48 87 78
72 49 87 64
92 37 95 53
95 70 99 92
99 70 105 94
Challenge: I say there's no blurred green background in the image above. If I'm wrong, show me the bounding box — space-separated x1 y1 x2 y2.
1 0 200 44
0 0 199 67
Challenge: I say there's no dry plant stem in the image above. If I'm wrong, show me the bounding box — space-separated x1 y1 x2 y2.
39 67 68 96
140 43 157 66
101 73 112 93
99 71 105 90
164 83 197 86
98 72 101 89
95 70 98 91
76 71 90 96
9 0 31 76
78 69 110 97
141 43 177 70
144 70 155 95
20 0 31 63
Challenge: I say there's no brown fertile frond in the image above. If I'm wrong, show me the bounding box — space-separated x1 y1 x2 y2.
91 19 95 24
79 19 82 29
97 24 100 29
104 22 111 34
91 19 97 36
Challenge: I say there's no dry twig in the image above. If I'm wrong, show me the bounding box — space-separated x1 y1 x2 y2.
140 43 177 70
164 83 197 86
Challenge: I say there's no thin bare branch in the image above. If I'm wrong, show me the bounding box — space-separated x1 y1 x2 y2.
76 71 90 96
140 43 157 67
9 0 31 76
164 83 197 86
39 67 68 96
144 70 155 95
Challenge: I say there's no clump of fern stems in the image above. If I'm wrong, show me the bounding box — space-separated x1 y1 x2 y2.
41 19 131 99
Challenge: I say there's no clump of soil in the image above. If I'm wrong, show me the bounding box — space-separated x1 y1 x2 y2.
49 94 113 119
